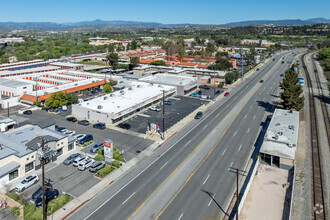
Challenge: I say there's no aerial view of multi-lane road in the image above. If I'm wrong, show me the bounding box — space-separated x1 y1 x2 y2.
67 51 302 220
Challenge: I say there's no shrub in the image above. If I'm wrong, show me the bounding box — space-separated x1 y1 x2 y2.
84 140 93 146
97 148 104 155
112 160 122 168
24 203 36 220
95 154 104 161
218 82 224 88
10 206 20 217
7 193 24 205
96 165 114 177
41 107 47 110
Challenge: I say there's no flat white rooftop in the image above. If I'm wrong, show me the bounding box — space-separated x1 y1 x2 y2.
49 62 83 68
260 109 299 160
0 66 61 76
0 78 31 88
78 81 175 115
140 73 198 87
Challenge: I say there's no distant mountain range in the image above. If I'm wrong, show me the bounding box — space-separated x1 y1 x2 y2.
0 18 329 30
225 18 330 26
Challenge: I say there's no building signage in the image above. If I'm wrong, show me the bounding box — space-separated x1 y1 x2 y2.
150 123 157 133
104 139 113 161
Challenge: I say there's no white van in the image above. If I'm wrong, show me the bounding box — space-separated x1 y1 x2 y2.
62 105 67 111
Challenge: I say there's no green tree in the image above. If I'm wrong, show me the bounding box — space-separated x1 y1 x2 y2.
208 58 233 71
131 40 138 50
225 71 240 84
206 43 215 56
150 60 166 66
104 83 112 93
216 51 229 59
130 57 140 66
106 52 119 70
218 82 224 88
10 206 20 217
45 91 68 108
67 93 78 104
279 69 305 111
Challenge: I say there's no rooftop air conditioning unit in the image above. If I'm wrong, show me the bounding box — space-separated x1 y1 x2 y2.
75 83 78 86
128 87 133 90
277 131 283 136
104 97 108 100
276 123 280 126
137 85 141 88
274 134 279 140
97 105 102 109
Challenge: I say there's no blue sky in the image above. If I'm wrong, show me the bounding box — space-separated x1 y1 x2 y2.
1 0 329 24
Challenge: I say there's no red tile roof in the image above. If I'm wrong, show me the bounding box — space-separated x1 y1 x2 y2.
21 80 107 102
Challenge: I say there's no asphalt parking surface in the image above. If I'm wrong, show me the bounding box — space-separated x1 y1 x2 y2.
15 109 155 161
120 96 209 134
15 163 101 202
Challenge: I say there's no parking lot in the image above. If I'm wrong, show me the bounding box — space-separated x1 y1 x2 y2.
14 162 101 203
14 109 155 161
120 96 209 134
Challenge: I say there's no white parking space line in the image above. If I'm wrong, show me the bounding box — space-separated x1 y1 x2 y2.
247 128 250 133
222 149 227 156
185 140 192 147
263 98 265 101
160 161 168 170
234 130 237 136
270 86 273 90
208 193 216 206
238 144 242 152
230 161 233 167
178 213 184 220
244 114 247 119
203 174 210 185
217 113 220 117
253 115 256 120
122 192 135 205
203 125 207 130
250 105 252 109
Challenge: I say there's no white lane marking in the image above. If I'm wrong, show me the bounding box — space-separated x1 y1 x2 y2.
222 149 227 156
203 174 210 185
178 213 184 220
122 192 135 205
247 128 250 133
250 105 252 109
230 161 233 167
160 161 168 170
253 115 256 120
217 113 220 117
185 140 192 147
234 130 237 136
254 98 257 102
84 64 265 219
238 144 242 152
244 114 247 119
270 86 273 90
203 125 207 130
208 193 216 206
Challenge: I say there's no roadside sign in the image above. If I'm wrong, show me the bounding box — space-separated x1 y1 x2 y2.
104 139 113 161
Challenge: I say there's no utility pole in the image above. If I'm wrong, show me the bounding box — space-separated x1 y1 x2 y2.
213 72 216 99
162 90 165 140
7 102 9 118
35 77 38 105
41 138 47 220
229 167 246 220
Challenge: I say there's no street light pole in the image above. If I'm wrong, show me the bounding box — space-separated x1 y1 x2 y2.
241 46 244 80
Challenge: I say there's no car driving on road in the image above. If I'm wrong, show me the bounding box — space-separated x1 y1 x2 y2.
15 174 39 192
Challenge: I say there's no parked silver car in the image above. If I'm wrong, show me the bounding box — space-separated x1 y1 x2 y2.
89 161 106 172
15 174 39 191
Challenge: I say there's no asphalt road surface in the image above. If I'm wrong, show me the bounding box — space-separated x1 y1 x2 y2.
68 51 301 220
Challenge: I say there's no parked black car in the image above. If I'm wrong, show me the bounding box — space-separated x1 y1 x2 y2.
194 111 203 119
118 123 131 130
55 125 66 132
78 120 89 126
164 100 172 105
32 182 52 200
90 142 104 153
215 90 221 95
66 117 77 122
93 123 106 130
23 110 32 115
63 153 81 165
79 134 93 145
35 189 59 206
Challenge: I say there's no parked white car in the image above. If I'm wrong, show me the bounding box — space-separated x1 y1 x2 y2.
15 174 39 192
72 156 87 167
149 106 161 112
65 130 75 136
74 134 86 141
77 158 94 171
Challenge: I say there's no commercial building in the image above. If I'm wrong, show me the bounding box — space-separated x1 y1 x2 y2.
48 62 84 71
72 81 176 124
0 120 76 191
139 73 200 96
0 78 33 97
0 118 18 132
260 109 299 170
